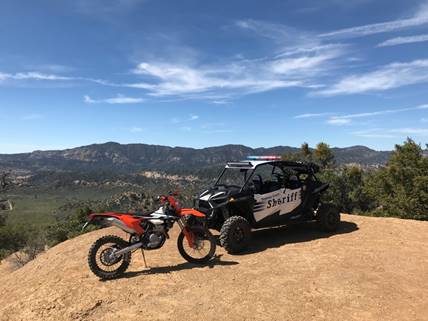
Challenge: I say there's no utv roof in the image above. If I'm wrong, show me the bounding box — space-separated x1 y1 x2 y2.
225 160 319 172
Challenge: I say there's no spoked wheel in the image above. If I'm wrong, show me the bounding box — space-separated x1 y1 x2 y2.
88 235 131 280
177 228 216 264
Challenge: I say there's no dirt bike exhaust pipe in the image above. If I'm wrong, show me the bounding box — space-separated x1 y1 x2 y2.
113 242 143 257
104 217 137 234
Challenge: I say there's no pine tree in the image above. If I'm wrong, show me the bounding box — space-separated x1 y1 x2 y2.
314 142 335 168
364 138 428 220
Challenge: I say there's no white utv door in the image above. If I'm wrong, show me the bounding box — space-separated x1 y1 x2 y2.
251 164 302 223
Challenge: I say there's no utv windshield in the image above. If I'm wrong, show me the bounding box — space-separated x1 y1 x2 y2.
215 168 252 187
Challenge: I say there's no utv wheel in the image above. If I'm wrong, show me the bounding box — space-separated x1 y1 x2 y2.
88 235 131 280
317 203 341 232
220 216 251 254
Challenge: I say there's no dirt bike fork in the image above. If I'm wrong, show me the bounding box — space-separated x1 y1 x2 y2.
177 218 194 247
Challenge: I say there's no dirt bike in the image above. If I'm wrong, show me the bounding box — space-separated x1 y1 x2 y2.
83 192 216 280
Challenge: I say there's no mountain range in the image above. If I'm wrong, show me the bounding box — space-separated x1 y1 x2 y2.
0 142 391 173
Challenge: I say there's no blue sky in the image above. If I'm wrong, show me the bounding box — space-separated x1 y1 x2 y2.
1 0 428 153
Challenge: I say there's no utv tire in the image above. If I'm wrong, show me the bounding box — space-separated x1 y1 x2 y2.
220 216 251 254
317 203 341 232
88 235 131 280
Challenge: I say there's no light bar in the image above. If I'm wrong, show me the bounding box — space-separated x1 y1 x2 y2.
247 156 281 161
226 162 252 168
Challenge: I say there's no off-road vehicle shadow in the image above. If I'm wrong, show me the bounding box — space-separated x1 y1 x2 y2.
229 220 358 256
118 254 238 280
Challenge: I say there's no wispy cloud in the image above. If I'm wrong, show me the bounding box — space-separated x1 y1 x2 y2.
125 41 346 99
320 1 428 39
84 94 144 104
327 104 428 125
353 127 428 138
25 64 74 73
293 104 428 125
201 129 233 134
269 47 343 75
180 126 192 132
0 71 72 81
235 19 317 48
314 59 428 96
0 70 118 89
377 34 428 47
294 112 334 119
128 61 303 97
326 104 428 125
327 118 351 125
171 114 200 123
129 126 143 133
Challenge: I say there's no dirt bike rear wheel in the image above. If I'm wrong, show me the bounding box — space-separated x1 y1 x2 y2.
177 229 216 264
88 235 131 280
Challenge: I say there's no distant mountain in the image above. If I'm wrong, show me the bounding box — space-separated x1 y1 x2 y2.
0 142 391 173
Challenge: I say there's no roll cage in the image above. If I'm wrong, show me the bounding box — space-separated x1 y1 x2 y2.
214 160 320 192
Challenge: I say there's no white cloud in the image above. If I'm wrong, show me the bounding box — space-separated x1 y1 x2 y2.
0 71 72 81
200 122 225 129
270 51 341 75
353 127 428 138
320 1 428 39
393 128 428 135
235 19 318 48
84 94 144 104
180 126 192 132
327 118 351 125
130 126 143 133
378 34 428 47
0 70 116 89
128 61 307 97
294 112 334 119
171 114 200 123
126 42 346 99
210 100 230 105
314 59 428 96
26 64 74 73
325 103 428 124
202 129 233 134
352 129 397 138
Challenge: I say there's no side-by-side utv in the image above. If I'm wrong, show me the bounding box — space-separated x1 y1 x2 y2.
194 157 340 253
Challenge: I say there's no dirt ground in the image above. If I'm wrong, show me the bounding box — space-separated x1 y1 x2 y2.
0 214 427 321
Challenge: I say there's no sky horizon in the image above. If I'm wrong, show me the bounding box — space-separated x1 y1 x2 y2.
1 0 428 153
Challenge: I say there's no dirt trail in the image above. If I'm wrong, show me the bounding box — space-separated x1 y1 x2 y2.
0 214 427 321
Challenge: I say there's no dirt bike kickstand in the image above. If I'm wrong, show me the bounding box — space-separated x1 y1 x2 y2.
141 248 148 268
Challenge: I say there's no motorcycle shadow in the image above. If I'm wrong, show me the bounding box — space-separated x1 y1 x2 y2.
227 220 359 256
118 254 239 280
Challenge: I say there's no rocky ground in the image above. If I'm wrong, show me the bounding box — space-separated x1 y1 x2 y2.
0 214 427 321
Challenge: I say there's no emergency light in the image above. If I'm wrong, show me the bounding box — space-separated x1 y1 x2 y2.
247 156 281 160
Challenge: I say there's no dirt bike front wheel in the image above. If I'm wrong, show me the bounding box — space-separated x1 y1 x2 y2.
177 229 216 264
88 235 131 280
